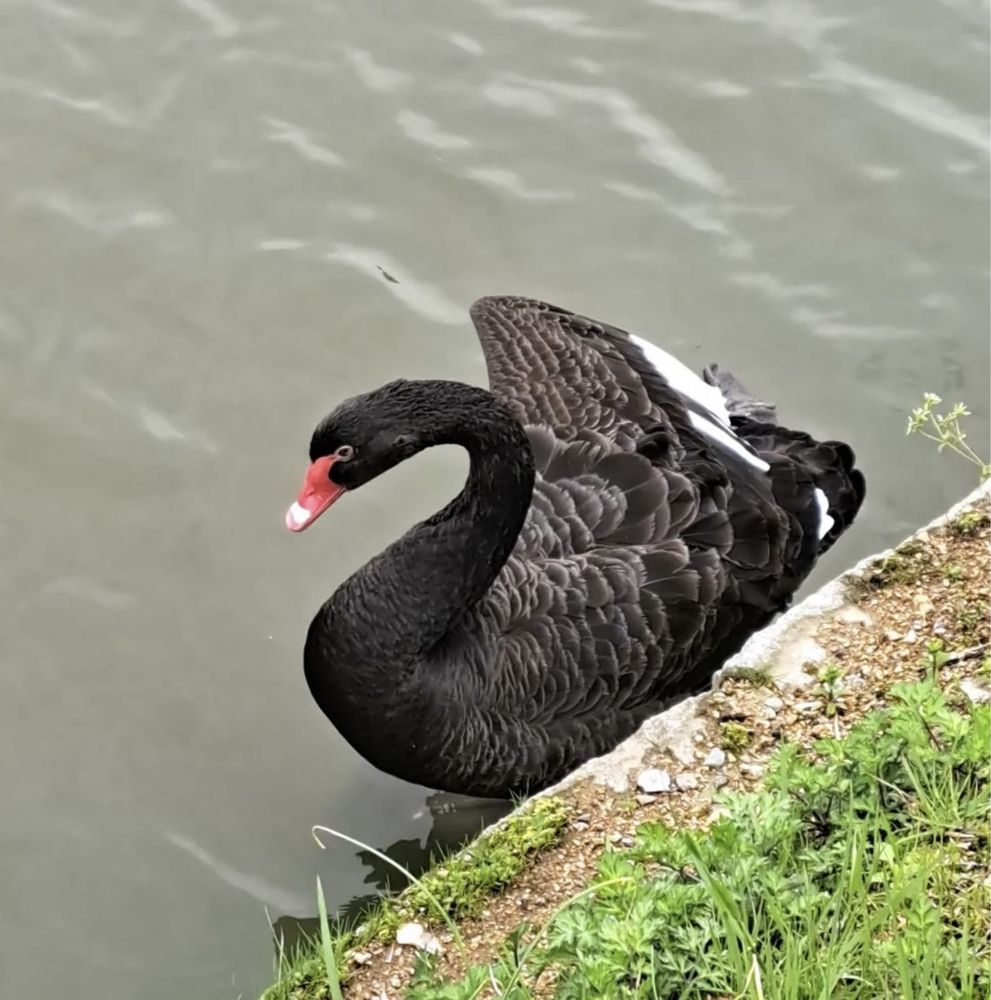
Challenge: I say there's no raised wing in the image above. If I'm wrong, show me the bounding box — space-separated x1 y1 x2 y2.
470 295 670 448
469 296 769 474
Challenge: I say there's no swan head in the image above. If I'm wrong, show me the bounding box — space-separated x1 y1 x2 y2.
286 380 423 532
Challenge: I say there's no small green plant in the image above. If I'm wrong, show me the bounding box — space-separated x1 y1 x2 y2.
908 393 990 482
944 562 965 582
958 605 986 635
951 509 989 536
925 640 952 679
719 721 751 753
817 662 846 717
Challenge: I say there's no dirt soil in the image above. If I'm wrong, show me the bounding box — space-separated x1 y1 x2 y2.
344 496 990 1000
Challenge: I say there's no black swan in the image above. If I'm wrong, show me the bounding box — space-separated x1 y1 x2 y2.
286 297 865 798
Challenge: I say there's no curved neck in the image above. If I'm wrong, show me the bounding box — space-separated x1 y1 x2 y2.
305 382 534 705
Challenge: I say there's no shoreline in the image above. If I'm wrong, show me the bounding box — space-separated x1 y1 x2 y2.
263 482 990 1000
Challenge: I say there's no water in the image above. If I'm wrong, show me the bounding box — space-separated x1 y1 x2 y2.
0 0 987 996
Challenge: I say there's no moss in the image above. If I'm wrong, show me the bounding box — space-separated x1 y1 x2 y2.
950 509 989 537
374 796 570 932
957 605 986 635
721 665 775 688
867 541 928 589
719 722 752 754
261 796 570 999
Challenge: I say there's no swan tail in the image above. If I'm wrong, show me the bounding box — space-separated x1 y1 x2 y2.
701 363 865 554
733 418 866 555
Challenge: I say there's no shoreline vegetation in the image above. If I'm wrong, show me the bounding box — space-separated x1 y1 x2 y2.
262 487 990 1000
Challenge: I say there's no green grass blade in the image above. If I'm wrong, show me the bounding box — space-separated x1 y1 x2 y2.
315 876 344 1000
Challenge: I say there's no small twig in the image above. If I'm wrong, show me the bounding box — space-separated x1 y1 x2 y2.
942 642 989 666
918 713 945 752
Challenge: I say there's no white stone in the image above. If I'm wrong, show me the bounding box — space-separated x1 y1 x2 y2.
960 679 991 705
395 921 442 954
636 767 671 793
674 773 699 791
836 605 872 625
396 921 424 947
703 748 726 768
764 696 785 711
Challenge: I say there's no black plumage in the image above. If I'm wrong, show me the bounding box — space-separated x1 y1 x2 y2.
289 297 866 798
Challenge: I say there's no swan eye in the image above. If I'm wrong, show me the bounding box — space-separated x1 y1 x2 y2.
334 444 355 462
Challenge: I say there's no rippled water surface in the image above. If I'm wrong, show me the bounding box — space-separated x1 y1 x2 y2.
1 1 988 997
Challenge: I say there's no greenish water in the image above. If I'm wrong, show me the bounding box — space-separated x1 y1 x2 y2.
0 1 987 997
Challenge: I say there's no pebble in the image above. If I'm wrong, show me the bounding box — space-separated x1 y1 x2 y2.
960 679 991 705
740 763 765 778
674 773 699 791
902 629 918 643
836 605 872 625
666 741 699 766
712 774 729 789
764 696 785 712
794 701 819 713
636 767 672 793
885 629 901 642
395 922 442 954
352 950 373 966
703 748 726 768
635 793 657 806
621 836 635 848
390 975 402 989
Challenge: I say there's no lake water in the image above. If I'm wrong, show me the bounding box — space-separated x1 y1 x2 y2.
0 1 987 997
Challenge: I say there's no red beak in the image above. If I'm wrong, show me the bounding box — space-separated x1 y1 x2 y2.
286 456 347 532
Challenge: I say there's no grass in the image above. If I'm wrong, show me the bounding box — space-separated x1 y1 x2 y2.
719 721 752 753
315 877 344 1000
260 796 569 1000
403 675 990 999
